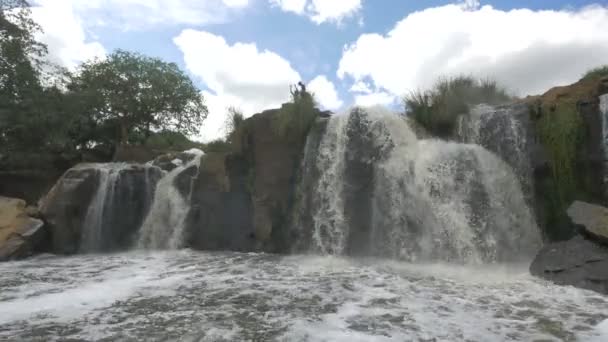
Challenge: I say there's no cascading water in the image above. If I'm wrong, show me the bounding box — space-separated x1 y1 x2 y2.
601 94 608 199
137 151 204 249
602 94 608 155
79 163 162 253
295 106 541 263
457 103 534 199
309 114 349 254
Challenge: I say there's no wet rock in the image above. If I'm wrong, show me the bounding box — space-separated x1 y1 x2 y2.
152 152 198 172
39 167 99 254
0 196 46 261
40 164 162 254
567 201 608 245
185 152 255 252
530 235 608 295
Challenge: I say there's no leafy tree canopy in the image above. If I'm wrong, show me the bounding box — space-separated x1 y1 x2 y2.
68 50 208 145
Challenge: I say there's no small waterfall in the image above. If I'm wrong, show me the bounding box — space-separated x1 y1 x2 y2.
80 163 161 253
601 94 608 197
295 106 541 263
310 114 349 254
457 103 534 198
601 94 608 159
137 151 204 249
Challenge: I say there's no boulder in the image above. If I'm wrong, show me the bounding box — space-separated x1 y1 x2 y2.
0 196 46 261
567 201 608 244
530 235 608 295
39 166 100 254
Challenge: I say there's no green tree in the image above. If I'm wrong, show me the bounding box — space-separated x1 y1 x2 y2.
68 50 208 146
0 0 62 156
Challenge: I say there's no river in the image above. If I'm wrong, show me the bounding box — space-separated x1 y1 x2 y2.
0 251 606 341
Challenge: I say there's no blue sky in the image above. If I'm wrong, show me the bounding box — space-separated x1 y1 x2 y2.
30 0 608 141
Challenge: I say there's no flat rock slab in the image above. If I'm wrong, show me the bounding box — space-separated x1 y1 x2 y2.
530 235 608 295
567 201 608 244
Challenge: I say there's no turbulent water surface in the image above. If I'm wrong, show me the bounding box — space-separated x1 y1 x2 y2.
0 251 607 341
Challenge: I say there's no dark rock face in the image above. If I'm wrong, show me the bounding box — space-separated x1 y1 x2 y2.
0 196 47 261
40 164 162 254
39 167 99 254
245 110 313 252
530 235 608 295
185 153 256 252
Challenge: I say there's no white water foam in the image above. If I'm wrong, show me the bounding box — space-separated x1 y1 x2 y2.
137 153 203 249
1 252 604 341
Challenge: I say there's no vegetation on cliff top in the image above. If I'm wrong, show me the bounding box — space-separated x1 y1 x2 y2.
581 65 608 81
404 76 512 138
273 84 318 143
0 1 207 169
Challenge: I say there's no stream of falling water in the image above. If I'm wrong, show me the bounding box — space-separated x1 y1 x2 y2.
137 152 203 249
296 106 541 263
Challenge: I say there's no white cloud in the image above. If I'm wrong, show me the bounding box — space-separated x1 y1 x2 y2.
42 0 249 31
31 0 106 70
222 0 249 8
354 91 396 107
308 0 362 24
270 0 362 25
174 29 301 142
308 75 343 110
338 3 608 97
270 0 307 14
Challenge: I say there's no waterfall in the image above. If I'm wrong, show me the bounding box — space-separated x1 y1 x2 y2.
601 94 608 198
601 94 608 159
457 103 534 199
80 163 161 253
309 114 350 254
295 106 541 263
137 151 204 249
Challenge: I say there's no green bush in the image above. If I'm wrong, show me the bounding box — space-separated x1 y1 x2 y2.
273 84 318 143
581 65 608 81
536 104 584 206
144 130 203 151
225 107 247 152
404 76 512 138
201 139 234 153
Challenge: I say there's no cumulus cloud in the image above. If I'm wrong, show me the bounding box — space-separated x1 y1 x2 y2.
270 0 361 24
269 0 307 14
338 3 608 97
31 0 106 70
174 29 301 141
354 91 396 107
308 75 343 110
42 0 248 31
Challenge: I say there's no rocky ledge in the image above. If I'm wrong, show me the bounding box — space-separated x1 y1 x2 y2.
530 201 608 295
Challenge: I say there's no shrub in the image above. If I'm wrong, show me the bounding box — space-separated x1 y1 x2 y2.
225 107 246 152
273 84 318 143
404 76 512 138
201 139 234 153
536 105 583 205
144 130 203 151
581 65 608 81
